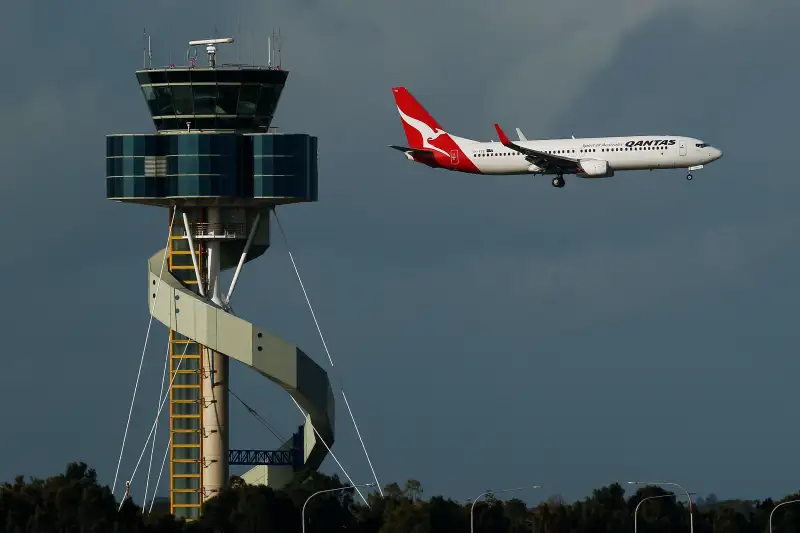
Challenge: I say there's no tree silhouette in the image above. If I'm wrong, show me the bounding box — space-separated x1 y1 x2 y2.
405 480 423 503
2 463 800 533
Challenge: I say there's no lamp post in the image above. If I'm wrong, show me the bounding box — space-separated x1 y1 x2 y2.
769 498 800 533
633 494 675 533
627 481 693 533
302 482 376 533
470 485 542 533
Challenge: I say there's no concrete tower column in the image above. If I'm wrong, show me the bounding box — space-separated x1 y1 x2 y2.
202 206 229 501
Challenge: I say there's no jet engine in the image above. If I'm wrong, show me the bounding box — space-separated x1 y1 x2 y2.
578 159 615 178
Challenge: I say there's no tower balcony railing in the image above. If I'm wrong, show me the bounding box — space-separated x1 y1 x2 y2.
188 222 247 240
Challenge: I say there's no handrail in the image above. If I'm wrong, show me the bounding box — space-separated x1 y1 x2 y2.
189 222 247 239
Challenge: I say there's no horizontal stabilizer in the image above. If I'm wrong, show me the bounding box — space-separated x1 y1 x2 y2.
389 145 435 157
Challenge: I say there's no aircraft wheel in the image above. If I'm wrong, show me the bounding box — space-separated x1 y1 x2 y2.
552 176 565 188
686 173 693 181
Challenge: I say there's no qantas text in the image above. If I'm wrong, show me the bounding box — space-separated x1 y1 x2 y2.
625 139 676 147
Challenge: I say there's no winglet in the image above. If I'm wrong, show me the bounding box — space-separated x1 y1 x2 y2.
494 123 512 147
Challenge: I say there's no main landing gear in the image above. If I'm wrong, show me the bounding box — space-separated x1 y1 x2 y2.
686 173 693 180
551 175 565 188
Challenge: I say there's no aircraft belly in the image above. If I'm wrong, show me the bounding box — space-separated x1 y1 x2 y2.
612 159 634 171
470 157 491 174
477 159 523 175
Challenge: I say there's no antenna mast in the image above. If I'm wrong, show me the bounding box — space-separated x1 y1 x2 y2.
267 28 284 68
276 28 283 67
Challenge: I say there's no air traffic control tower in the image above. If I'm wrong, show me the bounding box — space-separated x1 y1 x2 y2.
106 38 335 520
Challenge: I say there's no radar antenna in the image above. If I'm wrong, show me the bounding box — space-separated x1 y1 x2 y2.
188 37 234 68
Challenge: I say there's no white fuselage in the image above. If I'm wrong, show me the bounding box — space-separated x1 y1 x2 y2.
451 135 721 176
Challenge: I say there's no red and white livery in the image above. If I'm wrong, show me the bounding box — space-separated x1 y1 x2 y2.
390 87 722 187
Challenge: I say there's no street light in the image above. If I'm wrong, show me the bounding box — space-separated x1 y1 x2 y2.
769 498 800 533
302 482 377 533
470 485 542 533
627 481 693 533
633 494 681 533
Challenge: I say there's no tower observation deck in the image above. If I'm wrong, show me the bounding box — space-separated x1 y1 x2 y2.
107 37 333 521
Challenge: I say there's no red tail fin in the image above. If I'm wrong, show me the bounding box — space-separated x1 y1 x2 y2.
392 87 447 149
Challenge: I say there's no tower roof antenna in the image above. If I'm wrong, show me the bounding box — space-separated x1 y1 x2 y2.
188 37 234 68
275 28 283 68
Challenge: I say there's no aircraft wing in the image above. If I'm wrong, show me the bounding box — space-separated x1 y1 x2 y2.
493 124 582 174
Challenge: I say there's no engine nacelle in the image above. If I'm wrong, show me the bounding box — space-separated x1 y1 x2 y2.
578 159 615 178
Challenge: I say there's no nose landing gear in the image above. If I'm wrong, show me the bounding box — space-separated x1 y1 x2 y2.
686 165 703 181
552 175 565 188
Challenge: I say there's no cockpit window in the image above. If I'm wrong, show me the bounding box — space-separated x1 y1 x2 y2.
696 143 710 148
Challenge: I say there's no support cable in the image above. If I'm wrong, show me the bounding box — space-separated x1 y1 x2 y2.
226 387 364 504
148 434 171 514
112 207 176 496
273 210 384 497
143 336 171 510
228 386 363 504
229 388 285 443
119 341 190 511
288 395 370 506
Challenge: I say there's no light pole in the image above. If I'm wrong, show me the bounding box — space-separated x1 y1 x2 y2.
633 494 675 533
628 481 693 533
302 482 376 533
769 498 800 533
470 485 542 533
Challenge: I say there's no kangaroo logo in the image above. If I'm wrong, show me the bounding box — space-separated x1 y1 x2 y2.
396 106 450 157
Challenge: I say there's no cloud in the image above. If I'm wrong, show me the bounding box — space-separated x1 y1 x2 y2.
223 1 669 139
231 0 757 141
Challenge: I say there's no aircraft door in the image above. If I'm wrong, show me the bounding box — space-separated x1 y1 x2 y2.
679 140 687 156
450 149 459 165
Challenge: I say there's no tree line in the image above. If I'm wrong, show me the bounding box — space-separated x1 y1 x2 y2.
2 462 799 533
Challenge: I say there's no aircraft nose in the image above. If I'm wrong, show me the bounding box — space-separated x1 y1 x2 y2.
711 147 722 160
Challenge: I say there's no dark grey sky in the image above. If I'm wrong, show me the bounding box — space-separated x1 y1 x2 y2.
1 0 797 507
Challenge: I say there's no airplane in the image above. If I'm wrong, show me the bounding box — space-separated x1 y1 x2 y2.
389 87 722 188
